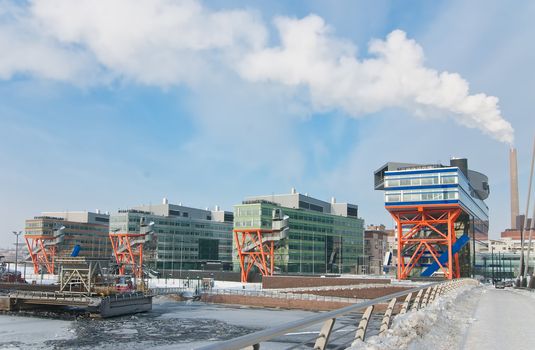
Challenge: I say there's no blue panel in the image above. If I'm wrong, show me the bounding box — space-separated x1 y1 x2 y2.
385 184 458 191
385 200 460 206
71 244 81 257
385 168 458 176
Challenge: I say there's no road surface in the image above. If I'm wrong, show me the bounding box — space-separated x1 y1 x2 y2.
462 288 535 350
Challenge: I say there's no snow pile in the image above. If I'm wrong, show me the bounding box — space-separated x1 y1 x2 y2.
349 284 481 350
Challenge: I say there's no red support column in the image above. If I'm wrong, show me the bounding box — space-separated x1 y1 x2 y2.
395 216 403 280
24 235 57 274
234 228 277 283
109 232 146 279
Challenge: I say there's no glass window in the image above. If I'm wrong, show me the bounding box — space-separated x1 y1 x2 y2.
386 194 401 202
386 179 400 187
421 177 436 185
441 175 458 184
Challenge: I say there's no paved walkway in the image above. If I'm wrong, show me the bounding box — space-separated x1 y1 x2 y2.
462 288 535 350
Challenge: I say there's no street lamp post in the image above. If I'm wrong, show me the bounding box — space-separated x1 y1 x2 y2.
12 231 22 281
180 236 183 280
491 247 495 284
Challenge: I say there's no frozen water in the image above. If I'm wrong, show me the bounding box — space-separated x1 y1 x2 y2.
0 298 316 349
0 315 74 349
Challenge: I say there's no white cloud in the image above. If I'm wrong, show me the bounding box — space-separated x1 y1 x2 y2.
239 15 514 144
0 1 94 81
0 1 514 143
0 0 267 85
30 0 267 86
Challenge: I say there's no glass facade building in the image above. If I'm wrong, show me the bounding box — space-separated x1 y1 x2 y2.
25 213 111 258
233 191 365 274
110 203 233 275
474 252 519 281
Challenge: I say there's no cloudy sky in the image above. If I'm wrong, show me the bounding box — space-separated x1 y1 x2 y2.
1 0 534 246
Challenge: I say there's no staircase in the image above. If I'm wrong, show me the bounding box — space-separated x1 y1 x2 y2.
421 234 470 277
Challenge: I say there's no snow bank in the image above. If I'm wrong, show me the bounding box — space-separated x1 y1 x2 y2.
349 284 481 350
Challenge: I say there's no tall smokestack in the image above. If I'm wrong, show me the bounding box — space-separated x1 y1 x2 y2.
510 148 520 229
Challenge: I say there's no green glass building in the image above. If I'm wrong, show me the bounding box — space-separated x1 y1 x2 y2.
110 200 234 276
233 190 365 274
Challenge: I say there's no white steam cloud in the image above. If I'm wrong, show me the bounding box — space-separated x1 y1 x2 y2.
0 0 515 143
239 16 514 144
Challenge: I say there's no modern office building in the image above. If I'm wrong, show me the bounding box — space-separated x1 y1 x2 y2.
24 211 111 258
374 158 490 279
109 199 234 275
233 189 365 274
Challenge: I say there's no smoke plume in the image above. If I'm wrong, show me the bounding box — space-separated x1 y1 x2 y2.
239 16 514 144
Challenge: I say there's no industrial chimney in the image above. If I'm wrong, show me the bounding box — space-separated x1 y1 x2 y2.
510 148 520 229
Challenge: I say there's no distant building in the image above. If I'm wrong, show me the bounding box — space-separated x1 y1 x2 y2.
233 189 365 274
363 225 389 275
473 238 535 280
486 238 535 254
24 211 111 258
110 199 234 275
385 229 397 260
501 229 524 240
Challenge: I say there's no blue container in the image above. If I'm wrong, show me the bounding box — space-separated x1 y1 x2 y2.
71 244 81 257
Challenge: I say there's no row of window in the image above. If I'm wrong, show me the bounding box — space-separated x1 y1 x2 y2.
385 190 459 203
298 201 324 213
385 174 458 188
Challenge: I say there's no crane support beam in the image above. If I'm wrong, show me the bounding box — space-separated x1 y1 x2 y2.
109 233 146 279
234 229 278 283
389 205 462 280
24 235 57 274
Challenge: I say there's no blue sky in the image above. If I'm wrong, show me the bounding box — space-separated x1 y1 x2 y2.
1 0 534 247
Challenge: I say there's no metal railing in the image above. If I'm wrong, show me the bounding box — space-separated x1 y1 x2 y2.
197 278 478 350
9 290 94 304
150 287 193 296
102 291 149 303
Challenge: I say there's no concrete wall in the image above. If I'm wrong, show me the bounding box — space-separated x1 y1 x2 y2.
201 294 352 311
262 276 389 289
289 286 410 299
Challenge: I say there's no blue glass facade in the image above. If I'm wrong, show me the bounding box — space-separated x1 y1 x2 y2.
383 167 489 236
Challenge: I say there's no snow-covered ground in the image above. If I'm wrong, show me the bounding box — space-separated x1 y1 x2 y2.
147 278 262 290
462 287 535 350
350 284 535 350
350 284 481 350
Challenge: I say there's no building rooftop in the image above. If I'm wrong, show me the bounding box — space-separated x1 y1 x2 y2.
241 188 360 218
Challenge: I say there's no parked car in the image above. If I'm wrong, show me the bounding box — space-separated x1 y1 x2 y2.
504 280 514 287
